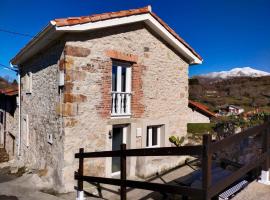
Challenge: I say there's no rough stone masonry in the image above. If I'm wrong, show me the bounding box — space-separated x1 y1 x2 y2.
18 22 191 192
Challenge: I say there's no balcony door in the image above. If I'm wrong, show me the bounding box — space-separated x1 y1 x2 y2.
111 62 131 116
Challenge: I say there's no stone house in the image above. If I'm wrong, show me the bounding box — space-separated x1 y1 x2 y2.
218 105 245 116
11 6 202 192
228 105 244 115
0 88 18 161
188 100 216 123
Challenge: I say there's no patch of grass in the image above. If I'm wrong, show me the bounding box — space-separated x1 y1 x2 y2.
187 123 216 143
187 123 215 135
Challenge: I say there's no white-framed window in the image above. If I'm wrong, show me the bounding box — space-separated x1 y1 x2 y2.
22 114 29 147
146 125 161 148
25 72 32 94
111 61 131 93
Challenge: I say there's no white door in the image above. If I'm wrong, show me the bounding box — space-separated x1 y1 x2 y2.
111 125 127 174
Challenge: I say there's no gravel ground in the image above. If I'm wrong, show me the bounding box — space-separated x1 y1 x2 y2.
0 174 100 200
0 180 62 200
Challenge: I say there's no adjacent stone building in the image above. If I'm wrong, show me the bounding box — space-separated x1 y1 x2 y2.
0 88 18 161
11 6 202 192
188 100 216 123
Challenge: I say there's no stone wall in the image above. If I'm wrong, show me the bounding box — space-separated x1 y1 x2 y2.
17 22 193 193
60 23 191 191
19 42 65 190
4 95 18 159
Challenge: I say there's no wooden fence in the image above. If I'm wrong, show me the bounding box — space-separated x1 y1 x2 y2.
74 122 270 200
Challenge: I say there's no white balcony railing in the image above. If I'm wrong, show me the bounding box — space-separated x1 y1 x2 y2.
111 91 131 116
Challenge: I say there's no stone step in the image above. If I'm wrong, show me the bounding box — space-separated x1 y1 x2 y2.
0 148 9 163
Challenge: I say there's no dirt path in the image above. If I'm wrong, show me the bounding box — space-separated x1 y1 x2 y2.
0 181 61 200
0 173 101 200
0 172 67 200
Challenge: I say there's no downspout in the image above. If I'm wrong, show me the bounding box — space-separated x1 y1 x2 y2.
17 70 21 156
3 93 6 149
10 64 21 157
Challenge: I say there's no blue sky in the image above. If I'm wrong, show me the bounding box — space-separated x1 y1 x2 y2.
0 0 270 80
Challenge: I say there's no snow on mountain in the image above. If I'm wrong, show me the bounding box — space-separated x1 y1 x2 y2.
198 67 270 79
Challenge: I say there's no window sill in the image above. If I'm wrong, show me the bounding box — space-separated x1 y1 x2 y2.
110 114 131 119
146 145 160 148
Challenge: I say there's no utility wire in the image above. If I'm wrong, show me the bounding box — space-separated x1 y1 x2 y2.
0 63 18 72
0 27 56 44
0 28 35 38
0 27 55 72
0 27 62 74
0 63 9 68
0 28 32 72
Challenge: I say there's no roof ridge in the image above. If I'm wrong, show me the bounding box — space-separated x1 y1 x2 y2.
12 5 202 65
51 6 151 27
50 5 202 61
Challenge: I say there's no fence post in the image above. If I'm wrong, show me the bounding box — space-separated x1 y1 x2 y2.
259 124 270 185
76 148 84 200
120 144 127 200
202 134 212 200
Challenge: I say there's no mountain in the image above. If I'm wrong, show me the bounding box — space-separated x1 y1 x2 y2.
189 75 270 113
197 67 270 79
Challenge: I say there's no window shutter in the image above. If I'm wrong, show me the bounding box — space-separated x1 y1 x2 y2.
25 72 32 94
29 72 32 93
23 114 30 147
25 74 29 92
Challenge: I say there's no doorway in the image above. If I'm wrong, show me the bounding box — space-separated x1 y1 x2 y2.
111 125 127 174
0 111 4 147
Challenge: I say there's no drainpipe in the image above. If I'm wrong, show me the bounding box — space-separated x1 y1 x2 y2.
10 64 20 156
17 71 21 156
3 93 6 149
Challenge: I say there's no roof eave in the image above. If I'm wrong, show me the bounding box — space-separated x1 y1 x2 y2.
12 12 202 65
55 13 202 64
11 23 57 65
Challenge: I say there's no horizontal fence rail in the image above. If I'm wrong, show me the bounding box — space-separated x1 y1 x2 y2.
74 174 204 198
75 145 203 158
210 123 269 153
75 122 270 200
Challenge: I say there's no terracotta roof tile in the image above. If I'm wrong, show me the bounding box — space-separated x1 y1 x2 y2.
53 6 150 27
189 100 209 110
52 6 202 61
0 88 18 96
189 100 216 118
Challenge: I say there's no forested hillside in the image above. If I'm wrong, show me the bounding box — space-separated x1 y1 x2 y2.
189 76 270 112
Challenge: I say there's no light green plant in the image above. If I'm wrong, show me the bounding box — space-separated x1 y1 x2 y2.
169 136 185 147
